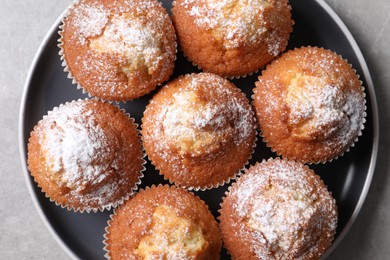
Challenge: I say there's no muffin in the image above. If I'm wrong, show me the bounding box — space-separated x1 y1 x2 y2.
104 185 221 259
59 0 176 101
142 73 257 190
253 46 366 163
172 0 293 77
27 99 144 212
219 158 338 259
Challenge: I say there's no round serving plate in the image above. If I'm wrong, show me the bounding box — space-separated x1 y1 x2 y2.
19 0 379 259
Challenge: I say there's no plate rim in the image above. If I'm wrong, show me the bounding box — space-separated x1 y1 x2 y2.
18 8 80 260
18 0 379 259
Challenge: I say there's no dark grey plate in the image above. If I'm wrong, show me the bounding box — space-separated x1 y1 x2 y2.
19 0 379 259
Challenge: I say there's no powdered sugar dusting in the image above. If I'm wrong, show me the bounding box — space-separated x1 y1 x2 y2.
39 101 125 207
232 160 317 218
89 9 166 75
43 102 107 188
332 89 365 146
286 80 365 146
181 0 269 49
287 84 345 139
135 205 207 258
267 30 282 57
229 159 337 259
70 2 109 44
152 73 254 158
178 0 291 56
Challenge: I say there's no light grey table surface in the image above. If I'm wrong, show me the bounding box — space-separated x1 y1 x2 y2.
1 0 389 259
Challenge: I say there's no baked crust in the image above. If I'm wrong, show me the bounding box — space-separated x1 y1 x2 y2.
172 0 293 77
60 0 176 101
142 73 257 189
27 99 144 211
105 185 221 259
219 158 337 259
253 46 366 163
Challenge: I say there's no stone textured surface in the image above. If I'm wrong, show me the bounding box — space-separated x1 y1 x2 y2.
0 0 388 259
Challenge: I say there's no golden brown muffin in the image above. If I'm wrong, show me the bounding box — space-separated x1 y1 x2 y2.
105 185 221 259
253 46 366 163
172 0 293 77
27 99 144 212
219 158 338 260
142 73 257 190
59 0 176 101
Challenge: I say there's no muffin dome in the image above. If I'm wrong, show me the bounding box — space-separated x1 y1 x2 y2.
172 0 293 77
219 158 338 259
142 72 257 190
253 46 366 163
105 185 221 259
59 0 176 101
27 99 144 212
